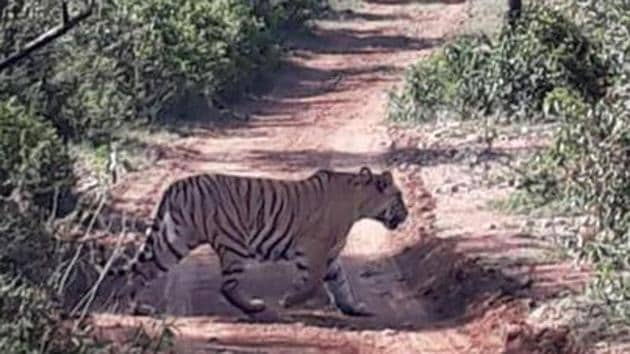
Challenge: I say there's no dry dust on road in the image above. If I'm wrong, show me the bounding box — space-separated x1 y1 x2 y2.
93 1 585 353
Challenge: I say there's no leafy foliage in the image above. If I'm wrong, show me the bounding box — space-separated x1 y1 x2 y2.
388 3 609 123
0 98 74 210
522 0 630 319
390 0 630 321
1 0 326 140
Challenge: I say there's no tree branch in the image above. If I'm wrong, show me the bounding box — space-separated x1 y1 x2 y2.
0 0 94 72
507 0 522 27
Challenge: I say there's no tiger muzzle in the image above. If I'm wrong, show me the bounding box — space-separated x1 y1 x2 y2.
379 199 408 230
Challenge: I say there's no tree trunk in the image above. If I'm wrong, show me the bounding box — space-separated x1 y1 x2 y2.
507 0 522 27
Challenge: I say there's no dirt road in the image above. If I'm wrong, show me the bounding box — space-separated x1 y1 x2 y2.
95 1 585 353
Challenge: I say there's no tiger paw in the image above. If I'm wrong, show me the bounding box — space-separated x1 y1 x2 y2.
249 298 267 312
337 301 374 317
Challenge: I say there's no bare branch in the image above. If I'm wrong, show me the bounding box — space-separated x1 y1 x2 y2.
62 1 70 25
0 0 94 72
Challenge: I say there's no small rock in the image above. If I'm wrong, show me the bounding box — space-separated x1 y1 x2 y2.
488 223 497 230
520 126 530 135
450 184 460 193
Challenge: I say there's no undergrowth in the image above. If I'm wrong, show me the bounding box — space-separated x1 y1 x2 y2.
388 3 608 123
1 0 329 351
390 0 630 327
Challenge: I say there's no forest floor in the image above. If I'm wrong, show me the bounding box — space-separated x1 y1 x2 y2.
90 1 610 352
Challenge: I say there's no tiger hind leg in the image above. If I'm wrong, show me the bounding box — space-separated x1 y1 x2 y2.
219 252 266 314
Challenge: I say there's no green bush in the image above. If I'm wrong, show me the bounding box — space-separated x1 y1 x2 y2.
0 98 74 210
254 0 329 30
391 0 630 321
126 0 277 105
1 0 326 141
519 0 630 319
0 192 97 353
388 35 494 122
388 3 609 123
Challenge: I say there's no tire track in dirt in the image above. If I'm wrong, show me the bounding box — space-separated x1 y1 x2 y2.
96 1 496 353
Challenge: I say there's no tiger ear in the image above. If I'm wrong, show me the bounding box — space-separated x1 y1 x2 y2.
358 166 373 185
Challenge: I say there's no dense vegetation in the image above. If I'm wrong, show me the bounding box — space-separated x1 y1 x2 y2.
390 0 630 321
0 0 326 351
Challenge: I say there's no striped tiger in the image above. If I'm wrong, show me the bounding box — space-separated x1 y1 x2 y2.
106 166 408 318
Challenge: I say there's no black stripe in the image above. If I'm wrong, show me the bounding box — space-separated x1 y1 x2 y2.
225 179 248 234
255 205 265 236
221 267 244 276
170 205 185 227
313 172 325 193
285 183 297 215
243 179 252 205
278 235 295 260
296 261 309 271
243 179 255 231
222 278 239 289
222 245 251 259
197 178 214 239
188 177 202 228
173 180 187 205
214 215 248 252
263 211 295 260
302 179 316 200
220 207 245 242
255 196 285 255
249 181 279 247
210 231 219 249
163 231 186 260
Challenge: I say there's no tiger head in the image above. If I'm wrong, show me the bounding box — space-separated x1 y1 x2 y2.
352 166 408 230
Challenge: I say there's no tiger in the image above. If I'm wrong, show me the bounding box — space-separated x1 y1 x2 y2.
105 166 408 319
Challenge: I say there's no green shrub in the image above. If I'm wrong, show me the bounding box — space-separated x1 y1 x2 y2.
388 3 609 123
0 196 94 353
0 98 74 210
388 35 495 122
254 0 329 30
391 0 630 321
130 0 278 103
1 0 326 141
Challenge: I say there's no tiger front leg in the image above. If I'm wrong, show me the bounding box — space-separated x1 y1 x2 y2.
279 250 326 309
324 258 373 317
